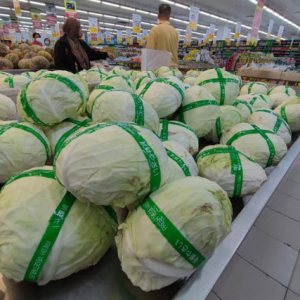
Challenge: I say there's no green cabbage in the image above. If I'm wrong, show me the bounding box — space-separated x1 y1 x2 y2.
90 90 159 133
116 176 232 291
179 86 220 137
276 104 300 132
84 68 108 85
127 70 140 80
182 76 197 86
197 145 267 197
236 93 272 110
134 76 153 90
136 71 156 80
232 100 254 122
240 82 268 95
155 66 170 77
162 69 183 79
0 94 16 120
100 75 135 93
186 70 201 76
268 85 296 97
54 122 170 207
0 121 50 183
136 77 185 118
17 71 89 126
183 83 191 90
0 75 31 90
206 105 242 143
109 66 129 77
0 166 117 285
220 123 287 168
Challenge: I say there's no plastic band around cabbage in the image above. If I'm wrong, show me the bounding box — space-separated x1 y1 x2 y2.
267 86 276 95
88 68 108 79
0 122 50 160
4 77 14 88
197 68 239 105
131 94 145 126
248 82 268 94
280 106 289 124
233 100 253 114
179 100 219 124
0 72 12 78
36 70 48 80
197 146 248 197
139 197 205 268
54 123 162 193
215 117 222 141
285 86 290 96
94 85 115 91
255 109 292 135
19 74 85 127
250 96 267 106
135 76 149 90
226 124 276 168
104 75 133 89
23 72 33 80
138 78 185 103
165 149 191 177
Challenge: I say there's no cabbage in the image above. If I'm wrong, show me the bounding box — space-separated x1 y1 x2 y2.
236 93 272 109
232 100 254 122
109 66 129 77
197 145 267 197
234 74 242 87
220 123 287 168
0 71 11 79
182 76 197 86
54 122 170 207
179 86 220 137
270 93 290 108
116 176 232 291
84 68 108 85
248 109 291 145
158 120 199 155
79 69 87 78
45 118 92 156
162 69 183 79
206 106 242 143
90 90 159 133
0 75 31 90
163 141 198 185
127 70 140 79
186 70 201 76
100 75 135 93
0 121 50 183
136 71 156 80
195 68 240 105
240 82 268 95
156 66 170 77
134 76 153 90
136 77 185 118
0 94 16 120
183 83 191 90
0 166 117 285
276 104 300 132
268 85 296 97
274 95 300 113
17 71 89 126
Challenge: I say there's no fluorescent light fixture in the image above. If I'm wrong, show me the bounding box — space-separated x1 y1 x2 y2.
175 3 189 9
136 9 149 14
117 17 129 21
20 21 32 24
115 24 124 27
200 11 211 16
19 0 28 3
18 16 32 20
120 6 135 11
104 22 115 26
141 22 151 25
79 19 89 22
77 9 88 14
159 0 175 4
104 15 117 19
149 12 157 16
55 6 65 10
89 0 101 2
30 1 45 5
0 6 10 10
89 12 103 17
102 1 119 7
248 0 257 3
57 15 65 18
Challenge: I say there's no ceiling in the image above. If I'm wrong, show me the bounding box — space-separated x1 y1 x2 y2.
0 0 300 40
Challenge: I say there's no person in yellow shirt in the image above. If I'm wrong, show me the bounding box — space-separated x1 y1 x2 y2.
146 4 179 68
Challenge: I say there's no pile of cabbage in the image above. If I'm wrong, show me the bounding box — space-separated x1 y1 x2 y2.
0 66 299 292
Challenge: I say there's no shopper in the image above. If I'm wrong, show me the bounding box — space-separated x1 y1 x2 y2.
146 4 179 68
54 18 115 73
32 33 43 46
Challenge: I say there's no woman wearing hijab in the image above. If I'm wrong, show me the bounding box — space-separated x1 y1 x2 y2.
54 18 114 73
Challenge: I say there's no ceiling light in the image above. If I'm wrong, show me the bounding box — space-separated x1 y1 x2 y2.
120 6 135 11
117 17 129 21
159 0 175 4
102 1 119 7
57 15 65 19
104 22 115 26
19 0 28 2
89 12 103 17
77 9 88 14
30 1 45 5
55 6 65 10
175 3 189 9
248 0 257 4
200 11 211 16
19 16 31 20
79 19 89 22
103 15 116 19
136 9 149 14
149 12 157 16
89 0 101 2
20 21 32 24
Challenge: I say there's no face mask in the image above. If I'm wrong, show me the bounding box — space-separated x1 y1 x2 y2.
36 38 40 41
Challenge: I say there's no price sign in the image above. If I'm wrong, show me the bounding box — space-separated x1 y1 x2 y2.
267 19 274 39
235 21 242 39
208 24 215 40
132 14 141 33
117 30 122 44
89 17 98 34
31 8 42 29
189 6 199 30
276 25 284 42
186 25 192 41
64 0 77 18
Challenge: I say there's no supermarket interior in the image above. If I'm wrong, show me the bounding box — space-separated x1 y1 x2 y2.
0 0 300 299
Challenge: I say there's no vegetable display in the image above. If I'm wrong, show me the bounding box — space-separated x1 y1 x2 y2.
236 93 273 110
240 82 268 95
0 94 16 120
100 75 135 93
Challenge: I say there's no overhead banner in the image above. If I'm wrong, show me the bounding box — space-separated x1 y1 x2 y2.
51 24 60 40
143 29 149 42
208 24 215 40
46 3 57 27
189 6 199 30
276 25 284 42
117 30 122 44
132 14 141 33
126 29 132 43
225 28 231 44
186 25 192 41
247 33 251 45
137 33 142 45
13 0 21 16
250 0 265 44
267 19 274 39
212 37 217 46
64 0 77 18
105 31 111 43
31 8 43 29
88 17 98 43
236 37 241 47
235 21 242 39
10 15 20 33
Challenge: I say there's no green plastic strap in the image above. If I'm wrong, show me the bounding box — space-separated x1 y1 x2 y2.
138 78 185 103
160 120 169 141
248 82 255 94
0 72 11 78
159 120 197 140
89 68 107 78
215 117 222 141
295 94 300 100
103 206 118 224
280 106 289 124
4 77 14 88
54 123 161 192
94 85 115 91
24 192 76 282
132 94 145 126
55 119 92 154
257 94 268 103
250 96 267 106
233 100 253 114
36 70 48 79
285 86 290 96
140 197 205 268
166 149 191 177
104 75 133 89
0 122 50 160
226 124 276 167
23 72 32 80
136 76 149 90
267 86 276 95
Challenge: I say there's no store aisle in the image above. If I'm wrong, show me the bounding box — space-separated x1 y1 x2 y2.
205 152 300 300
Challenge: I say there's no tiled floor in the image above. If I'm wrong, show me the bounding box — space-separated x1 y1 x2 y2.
205 153 300 300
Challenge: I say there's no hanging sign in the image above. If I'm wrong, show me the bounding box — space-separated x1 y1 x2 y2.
235 21 242 39
117 30 122 44
13 0 21 16
290 38 294 50
64 0 77 18
143 29 149 41
183 37 187 48
247 33 251 45
132 14 141 33
31 8 43 29
236 37 241 47
276 25 284 42
51 23 60 39
186 25 192 41
2 17 10 34
126 29 132 43
225 28 231 44
189 6 199 30
267 19 274 39
198 38 202 47
98 32 104 43
10 15 20 33
88 16 98 43
250 0 265 44
129 37 133 45
105 31 111 43
208 24 215 40
137 33 142 45
46 3 57 27
212 37 217 46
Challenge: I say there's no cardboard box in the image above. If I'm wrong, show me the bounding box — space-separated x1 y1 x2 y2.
280 72 300 83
